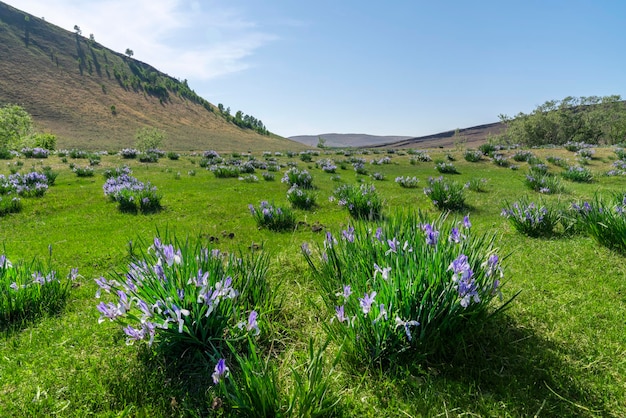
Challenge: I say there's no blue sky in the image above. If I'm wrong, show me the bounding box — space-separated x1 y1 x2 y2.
5 0 626 138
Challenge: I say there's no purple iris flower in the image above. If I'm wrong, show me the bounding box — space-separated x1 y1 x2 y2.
359 291 377 315
212 359 229 384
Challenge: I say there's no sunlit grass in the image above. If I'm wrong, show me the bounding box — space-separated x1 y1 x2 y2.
0 147 624 416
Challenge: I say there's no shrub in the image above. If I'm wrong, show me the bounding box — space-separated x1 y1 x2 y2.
353 161 368 175
372 172 385 181
261 172 275 181
69 149 88 159
301 212 512 364
464 150 483 162
299 152 313 162
332 183 383 220
138 152 159 163
394 176 419 188
501 197 560 237
281 167 313 189
478 143 496 156
423 176 466 211
1 254 75 329
249 201 296 232
562 166 593 183
167 152 180 160
435 162 459 174
94 235 272 359
576 148 595 159
564 141 590 152
287 185 316 210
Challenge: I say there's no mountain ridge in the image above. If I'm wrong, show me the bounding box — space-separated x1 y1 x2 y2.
0 1 305 152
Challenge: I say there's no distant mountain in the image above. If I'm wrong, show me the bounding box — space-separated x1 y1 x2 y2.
379 122 505 149
289 133 413 148
291 122 505 149
0 1 304 151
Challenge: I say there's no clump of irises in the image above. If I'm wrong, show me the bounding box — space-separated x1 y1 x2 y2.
464 149 483 162
281 167 313 189
102 166 161 213
249 201 296 231
302 212 511 364
287 185 316 210
395 176 419 188
21 147 49 158
119 148 139 159
423 176 466 211
0 171 50 197
332 183 383 220
0 196 21 216
501 197 560 237
524 172 564 194
95 235 272 358
408 149 432 162
562 166 593 183
1 252 75 329
569 194 626 254
435 162 459 174
511 150 535 162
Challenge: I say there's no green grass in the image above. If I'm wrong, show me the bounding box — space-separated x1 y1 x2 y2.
0 147 625 417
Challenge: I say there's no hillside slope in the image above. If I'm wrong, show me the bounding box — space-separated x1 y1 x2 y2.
0 2 304 151
375 122 505 149
289 133 413 148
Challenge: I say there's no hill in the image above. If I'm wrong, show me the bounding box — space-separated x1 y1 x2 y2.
0 2 304 152
289 133 413 148
378 122 505 149
291 123 504 149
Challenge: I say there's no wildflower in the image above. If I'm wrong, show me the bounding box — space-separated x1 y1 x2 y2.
0 255 12 269
373 303 388 323
67 268 80 280
301 242 311 255
342 226 355 243
336 284 352 300
123 325 145 345
374 263 392 280
448 227 463 243
386 237 399 254
238 310 260 336
212 359 229 384
335 305 349 323
395 317 420 341
97 302 123 323
359 291 377 315
422 224 439 245
463 215 471 229
375 227 384 241
214 276 238 299
168 304 190 333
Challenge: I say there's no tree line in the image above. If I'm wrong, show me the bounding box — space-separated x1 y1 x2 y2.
497 95 626 146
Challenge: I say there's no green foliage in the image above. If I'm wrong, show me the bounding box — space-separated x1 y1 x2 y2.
332 183 384 220
249 201 297 232
0 196 21 216
302 212 512 364
423 176 466 211
562 166 593 183
0 254 73 330
570 195 626 254
31 133 57 150
96 234 272 358
464 149 483 162
501 197 560 237
135 127 165 152
500 95 626 146
0 104 33 150
287 185 316 210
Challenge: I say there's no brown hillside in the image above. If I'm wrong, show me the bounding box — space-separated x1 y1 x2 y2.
0 2 304 152
372 122 506 149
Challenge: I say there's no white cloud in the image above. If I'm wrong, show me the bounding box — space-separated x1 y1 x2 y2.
4 0 275 80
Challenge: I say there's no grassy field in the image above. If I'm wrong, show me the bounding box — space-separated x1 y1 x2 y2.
0 146 625 417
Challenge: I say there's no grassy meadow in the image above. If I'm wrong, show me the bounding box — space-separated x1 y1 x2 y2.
0 146 625 417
